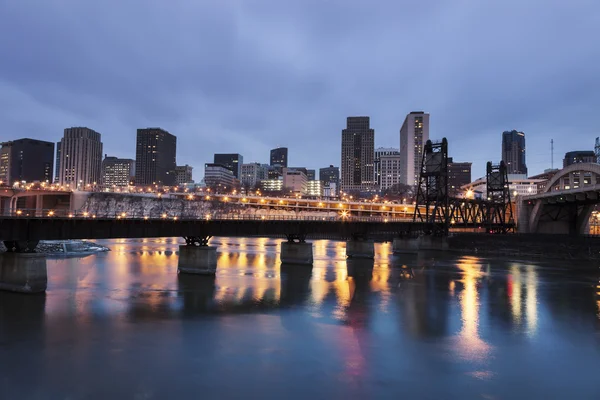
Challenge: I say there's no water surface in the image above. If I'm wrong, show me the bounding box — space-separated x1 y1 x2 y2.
1 238 599 399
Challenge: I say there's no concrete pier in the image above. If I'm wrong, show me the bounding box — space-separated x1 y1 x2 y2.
280 242 313 265
177 245 217 275
346 240 375 259
393 236 449 253
0 253 48 293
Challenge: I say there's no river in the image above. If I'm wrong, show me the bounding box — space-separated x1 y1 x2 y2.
1 238 599 399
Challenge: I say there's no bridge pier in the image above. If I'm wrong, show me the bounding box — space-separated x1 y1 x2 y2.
346 235 375 259
177 236 217 275
0 253 47 293
280 235 313 265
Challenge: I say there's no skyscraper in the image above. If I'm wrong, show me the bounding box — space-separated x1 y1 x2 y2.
379 154 402 191
59 128 103 188
0 138 54 185
400 111 429 186
270 147 288 168
502 130 527 175
374 147 400 188
213 153 243 179
135 128 177 186
340 117 375 193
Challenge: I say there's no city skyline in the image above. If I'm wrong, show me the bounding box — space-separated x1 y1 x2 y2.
0 1 598 179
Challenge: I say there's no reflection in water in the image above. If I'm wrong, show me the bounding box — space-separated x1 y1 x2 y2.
454 256 491 362
1 238 600 399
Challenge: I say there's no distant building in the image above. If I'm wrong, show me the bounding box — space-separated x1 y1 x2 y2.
283 168 307 195
241 163 268 188
379 154 402 191
204 163 235 189
306 180 323 197
54 142 61 183
0 138 54 186
323 182 338 198
270 147 288 168
59 128 103 189
340 116 375 193
319 165 339 195
307 169 316 181
214 153 243 179
462 174 543 199
135 128 177 186
528 169 559 193
563 151 596 167
502 130 527 175
267 165 282 180
595 138 600 163
175 165 193 185
375 147 400 188
260 179 283 193
400 111 429 186
102 156 135 187
448 158 472 196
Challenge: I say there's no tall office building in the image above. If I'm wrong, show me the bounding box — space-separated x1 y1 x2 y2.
135 128 177 186
501 130 527 175
59 128 103 188
307 169 316 181
54 142 61 183
375 147 400 188
448 158 472 196
0 138 54 185
400 111 429 186
340 116 375 193
214 154 243 179
102 156 135 187
379 154 402 191
270 147 288 168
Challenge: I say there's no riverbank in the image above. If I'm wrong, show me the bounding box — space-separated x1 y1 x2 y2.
0 240 110 255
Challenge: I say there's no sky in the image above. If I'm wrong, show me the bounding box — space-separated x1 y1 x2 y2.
1 0 599 179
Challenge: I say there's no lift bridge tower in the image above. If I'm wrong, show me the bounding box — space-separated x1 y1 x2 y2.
413 138 449 235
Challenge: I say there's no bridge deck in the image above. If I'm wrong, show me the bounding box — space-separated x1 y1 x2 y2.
0 216 429 241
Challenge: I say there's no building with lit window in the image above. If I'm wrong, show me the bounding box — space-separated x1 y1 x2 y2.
400 111 429 186
340 116 375 193
563 151 596 167
260 179 283 193
270 147 288 168
319 165 339 196
59 127 103 189
306 180 323 197
502 130 527 175
461 174 543 199
175 165 193 185
214 154 243 179
448 158 472 196
241 163 268 188
375 147 399 188
0 139 54 186
379 154 402 191
283 168 307 195
135 128 177 186
102 156 135 187
203 163 236 191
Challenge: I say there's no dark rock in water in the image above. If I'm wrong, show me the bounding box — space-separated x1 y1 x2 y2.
0 240 110 255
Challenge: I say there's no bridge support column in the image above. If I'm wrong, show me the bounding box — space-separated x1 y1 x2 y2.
280 235 313 265
177 236 217 275
393 238 420 254
346 237 375 259
0 253 47 293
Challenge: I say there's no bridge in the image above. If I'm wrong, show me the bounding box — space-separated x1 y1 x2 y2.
519 163 600 234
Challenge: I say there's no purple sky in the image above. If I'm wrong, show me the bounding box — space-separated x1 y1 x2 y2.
1 0 599 179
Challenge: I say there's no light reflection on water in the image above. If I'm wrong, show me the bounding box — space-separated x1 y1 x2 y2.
1 237 600 399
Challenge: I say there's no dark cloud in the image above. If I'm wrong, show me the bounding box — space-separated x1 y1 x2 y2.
1 0 598 178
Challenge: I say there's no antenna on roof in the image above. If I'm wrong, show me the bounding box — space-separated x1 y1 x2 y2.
551 139 554 169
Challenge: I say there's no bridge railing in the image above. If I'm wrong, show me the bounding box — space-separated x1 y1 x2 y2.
0 208 414 223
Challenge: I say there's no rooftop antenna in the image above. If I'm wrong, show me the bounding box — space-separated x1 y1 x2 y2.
551 139 554 169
